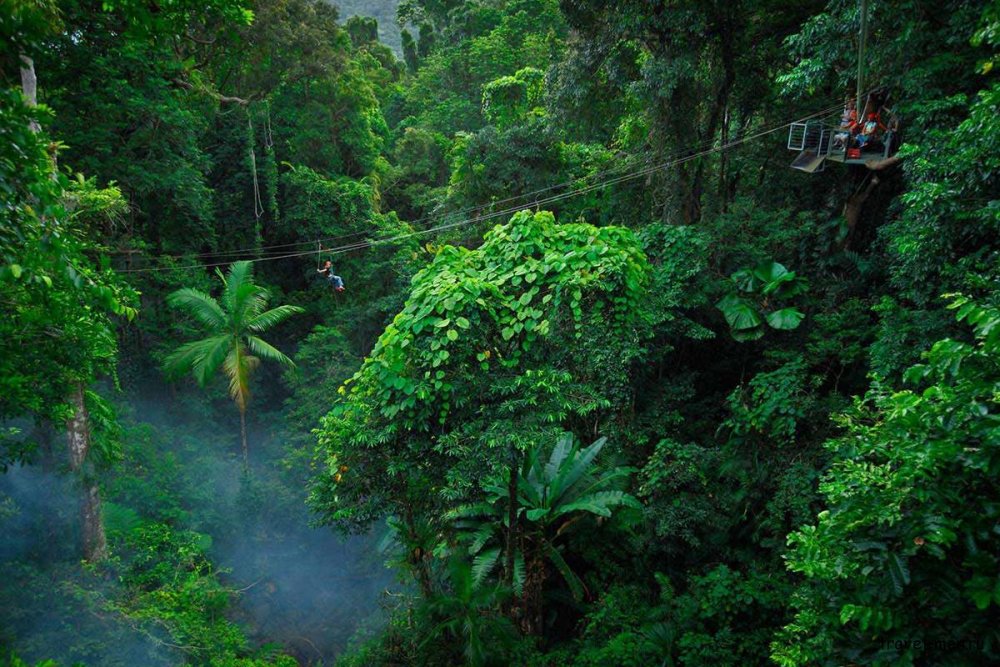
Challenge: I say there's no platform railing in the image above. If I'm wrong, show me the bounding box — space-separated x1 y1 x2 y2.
787 122 808 151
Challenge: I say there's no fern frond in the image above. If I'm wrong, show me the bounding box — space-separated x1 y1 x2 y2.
471 547 501 586
513 550 526 597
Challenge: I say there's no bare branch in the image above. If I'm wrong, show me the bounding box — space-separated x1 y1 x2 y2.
864 155 902 171
172 78 251 106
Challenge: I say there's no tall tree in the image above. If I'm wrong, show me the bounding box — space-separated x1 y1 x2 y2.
2 0 137 563
165 260 302 470
310 210 656 610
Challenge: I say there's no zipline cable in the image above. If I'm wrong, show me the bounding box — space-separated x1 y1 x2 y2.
117 99 855 274
117 97 861 275
115 97 851 263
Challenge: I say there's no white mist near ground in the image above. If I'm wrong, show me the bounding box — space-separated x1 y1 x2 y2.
0 464 176 666
122 390 398 663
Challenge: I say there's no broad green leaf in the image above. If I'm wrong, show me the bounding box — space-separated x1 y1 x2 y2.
526 507 550 521
887 552 910 595
546 543 584 600
766 307 805 330
731 326 765 342
731 267 758 292
716 294 763 330
752 261 791 285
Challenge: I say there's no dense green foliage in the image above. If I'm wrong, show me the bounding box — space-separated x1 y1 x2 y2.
2 0 999 664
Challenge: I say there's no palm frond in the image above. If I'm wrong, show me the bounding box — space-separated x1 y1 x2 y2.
166 288 226 331
247 304 305 333
222 260 254 313
246 336 295 367
194 334 235 387
163 339 208 378
232 281 269 326
163 334 230 383
570 466 636 503
482 484 509 501
445 502 497 521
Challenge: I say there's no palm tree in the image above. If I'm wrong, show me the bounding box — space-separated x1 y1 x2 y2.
165 261 303 470
449 433 640 634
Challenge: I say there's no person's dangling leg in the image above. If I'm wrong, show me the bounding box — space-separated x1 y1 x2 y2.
333 274 344 291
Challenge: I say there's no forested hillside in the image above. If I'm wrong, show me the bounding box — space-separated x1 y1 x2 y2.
1 0 999 665
331 0 402 53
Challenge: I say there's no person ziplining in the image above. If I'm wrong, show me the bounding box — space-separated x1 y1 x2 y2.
114 96 859 278
318 259 345 292
785 0 901 173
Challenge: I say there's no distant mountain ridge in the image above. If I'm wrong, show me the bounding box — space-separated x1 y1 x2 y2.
329 0 403 54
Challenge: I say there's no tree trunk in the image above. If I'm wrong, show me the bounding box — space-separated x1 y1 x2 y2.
842 174 881 249
240 407 249 472
402 504 434 598
719 102 730 213
841 156 901 247
19 55 41 132
864 155 901 171
519 539 546 636
67 384 108 562
19 54 38 100
25 49 102 562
